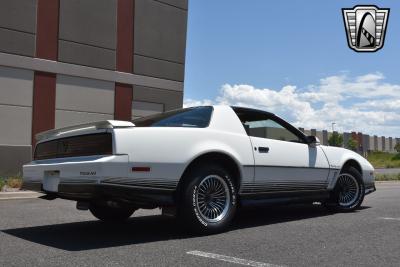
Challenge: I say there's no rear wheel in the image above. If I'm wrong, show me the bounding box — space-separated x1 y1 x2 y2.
179 164 237 234
89 203 136 222
326 166 365 212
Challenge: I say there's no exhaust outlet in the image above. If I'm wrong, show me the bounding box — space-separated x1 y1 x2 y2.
76 201 90 210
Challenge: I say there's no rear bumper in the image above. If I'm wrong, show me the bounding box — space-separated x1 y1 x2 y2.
22 155 176 207
22 180 175 207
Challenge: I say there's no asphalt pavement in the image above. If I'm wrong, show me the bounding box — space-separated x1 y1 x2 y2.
1 182 399 267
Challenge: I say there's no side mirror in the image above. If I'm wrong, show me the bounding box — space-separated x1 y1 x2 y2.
306 135 320 146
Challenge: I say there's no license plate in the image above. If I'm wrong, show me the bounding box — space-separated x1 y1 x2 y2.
43 171 60 192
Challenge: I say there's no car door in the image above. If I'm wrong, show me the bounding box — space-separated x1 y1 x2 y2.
243 113 330 193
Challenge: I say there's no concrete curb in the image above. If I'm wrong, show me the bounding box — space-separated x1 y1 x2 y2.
0 191 43 200
376 180 400 183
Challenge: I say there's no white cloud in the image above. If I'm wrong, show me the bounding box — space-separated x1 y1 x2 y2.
356 72 384 83
183 98 214 108
354 98 400 111
183 73 400 137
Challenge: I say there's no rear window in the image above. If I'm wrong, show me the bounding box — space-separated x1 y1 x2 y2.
132 106 213 128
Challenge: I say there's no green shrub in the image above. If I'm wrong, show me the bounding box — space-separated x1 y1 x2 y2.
0 176 23 191
345 137 358 151
7 177 23 188
375 173 400 181
0 178 5 191
395 143 400 153
329 132 343 147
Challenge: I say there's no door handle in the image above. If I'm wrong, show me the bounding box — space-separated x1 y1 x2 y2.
258 146 270 153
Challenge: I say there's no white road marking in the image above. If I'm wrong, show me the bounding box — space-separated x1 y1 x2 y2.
187 250 285 267
379 217 400 221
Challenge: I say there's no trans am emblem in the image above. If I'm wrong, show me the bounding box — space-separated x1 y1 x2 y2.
342 5 389 52
59 141 69 153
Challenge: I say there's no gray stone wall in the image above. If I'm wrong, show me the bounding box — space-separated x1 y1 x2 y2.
132 84 183 119
55 75 115 128
59 0 117 69
0 0 188 176
0 66 33 146
0 145 32 177
134 0 187 81
0 0 37 57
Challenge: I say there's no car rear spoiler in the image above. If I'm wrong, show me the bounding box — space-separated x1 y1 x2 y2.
36 120 135 142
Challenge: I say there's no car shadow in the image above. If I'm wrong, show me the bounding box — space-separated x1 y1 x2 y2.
2 204 371 251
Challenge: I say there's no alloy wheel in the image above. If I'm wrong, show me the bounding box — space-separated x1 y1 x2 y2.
195 175 230 223
336 173 360 206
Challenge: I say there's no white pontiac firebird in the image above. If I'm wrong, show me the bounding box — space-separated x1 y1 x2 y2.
23 105 376 233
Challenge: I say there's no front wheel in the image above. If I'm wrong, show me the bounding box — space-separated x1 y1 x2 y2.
179 164 237 234
326 167 365 212
89 203 136 222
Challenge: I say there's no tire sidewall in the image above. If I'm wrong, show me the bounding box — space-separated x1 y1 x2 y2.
181 164 237 233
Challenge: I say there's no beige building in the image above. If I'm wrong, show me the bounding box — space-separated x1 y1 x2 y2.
0 0 188 175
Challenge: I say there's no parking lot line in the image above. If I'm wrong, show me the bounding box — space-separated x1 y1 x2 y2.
186 250 284 267
379 217 400 221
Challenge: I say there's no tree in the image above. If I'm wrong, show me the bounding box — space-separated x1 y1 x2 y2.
395 142 400 153
328 132 343 147
346 137 358 151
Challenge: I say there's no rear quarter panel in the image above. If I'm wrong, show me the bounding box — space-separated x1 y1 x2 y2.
112 127 255 186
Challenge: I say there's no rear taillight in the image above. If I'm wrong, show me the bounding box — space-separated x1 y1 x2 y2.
34 133 112 160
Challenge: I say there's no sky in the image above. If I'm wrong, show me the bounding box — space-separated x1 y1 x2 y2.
183 0 400 137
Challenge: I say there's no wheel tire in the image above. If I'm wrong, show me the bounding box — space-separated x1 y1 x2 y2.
178 163 237 234
326 166 365 212
89 203 136 222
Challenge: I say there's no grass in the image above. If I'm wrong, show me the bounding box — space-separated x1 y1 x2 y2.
367 151 400 168
375 173 400 181
0 176 23 191
0 178 5 191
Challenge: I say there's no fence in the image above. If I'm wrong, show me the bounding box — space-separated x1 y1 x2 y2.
298 128 400 155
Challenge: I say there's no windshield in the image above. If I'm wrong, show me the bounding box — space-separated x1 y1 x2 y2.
132 106 213 128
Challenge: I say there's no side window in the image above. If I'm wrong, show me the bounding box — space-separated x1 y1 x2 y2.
233 107 304 143
244 119 302 142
